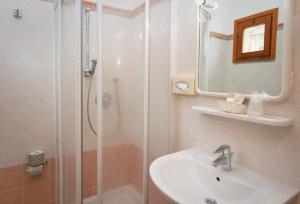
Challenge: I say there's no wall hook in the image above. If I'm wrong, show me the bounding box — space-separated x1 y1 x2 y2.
13 9 22 19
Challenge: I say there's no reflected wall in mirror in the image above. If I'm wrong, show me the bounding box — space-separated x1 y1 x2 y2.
233 8 278 63
197 0 287 97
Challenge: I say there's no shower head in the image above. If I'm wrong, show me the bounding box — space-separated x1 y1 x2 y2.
196 0 218 9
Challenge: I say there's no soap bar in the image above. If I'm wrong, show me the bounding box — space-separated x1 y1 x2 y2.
226 93 246 105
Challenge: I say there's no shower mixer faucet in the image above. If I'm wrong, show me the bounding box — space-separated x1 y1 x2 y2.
84 59 97 76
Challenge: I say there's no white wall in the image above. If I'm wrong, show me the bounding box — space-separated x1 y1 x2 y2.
172 0 300 193
0 0 55 168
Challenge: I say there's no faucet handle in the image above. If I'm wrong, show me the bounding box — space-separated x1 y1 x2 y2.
214 145 231 154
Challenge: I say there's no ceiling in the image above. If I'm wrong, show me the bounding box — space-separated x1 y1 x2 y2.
86 0 144 10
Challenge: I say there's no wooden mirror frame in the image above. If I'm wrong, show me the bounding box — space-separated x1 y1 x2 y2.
232 8 279 63
196 0 295 101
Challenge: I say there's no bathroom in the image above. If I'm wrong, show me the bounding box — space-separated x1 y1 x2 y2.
0 0 299 204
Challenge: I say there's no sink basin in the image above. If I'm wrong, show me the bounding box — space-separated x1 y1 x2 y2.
150 148 299 204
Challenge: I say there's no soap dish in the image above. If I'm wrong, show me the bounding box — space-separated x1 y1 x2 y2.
217 100 247 114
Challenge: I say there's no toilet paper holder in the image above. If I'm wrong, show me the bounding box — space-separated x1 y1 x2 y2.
26 151 48 176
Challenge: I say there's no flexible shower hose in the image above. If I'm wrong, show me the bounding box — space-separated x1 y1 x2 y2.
87 75 97 135
87 76 121 136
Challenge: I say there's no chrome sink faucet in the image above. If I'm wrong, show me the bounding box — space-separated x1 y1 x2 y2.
212 145 233 171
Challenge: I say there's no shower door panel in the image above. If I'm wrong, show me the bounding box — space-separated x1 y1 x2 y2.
60 0 82 203
101 1 146 203
148 0 171 203
82 2 99 203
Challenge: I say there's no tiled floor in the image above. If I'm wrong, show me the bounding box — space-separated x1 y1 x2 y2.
84 185 142 204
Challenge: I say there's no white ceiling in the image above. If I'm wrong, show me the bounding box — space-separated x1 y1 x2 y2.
87 0 144 10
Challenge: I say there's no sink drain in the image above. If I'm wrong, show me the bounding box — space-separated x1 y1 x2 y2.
205 198 217 204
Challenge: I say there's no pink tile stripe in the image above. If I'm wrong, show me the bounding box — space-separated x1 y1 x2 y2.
83 144 144 198
83 144 169 203
0 159 56 204
0 144 169 204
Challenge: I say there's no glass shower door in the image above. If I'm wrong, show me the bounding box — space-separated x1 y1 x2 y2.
81 1 171 204
59 0 82 203
101 1 146 203
148 1 171 203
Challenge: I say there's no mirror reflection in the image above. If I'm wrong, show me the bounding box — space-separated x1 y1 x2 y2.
242 24 265 53
197 0 284 96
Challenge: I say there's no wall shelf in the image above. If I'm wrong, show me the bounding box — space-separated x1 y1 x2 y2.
192 106 293 127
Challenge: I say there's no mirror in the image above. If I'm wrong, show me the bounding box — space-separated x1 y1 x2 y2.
242 24 265 53
197 0 293 100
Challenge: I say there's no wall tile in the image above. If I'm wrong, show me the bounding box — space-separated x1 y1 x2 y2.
128 144 143 193
0 159 53 204
82 144 145 198
0 165 23 193
103 145 130 192
23 178 50 204
22 163 50 185
0 188 23 204
83 150 97 198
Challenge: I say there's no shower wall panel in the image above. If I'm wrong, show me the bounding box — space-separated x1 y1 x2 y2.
0 0 56 203
98 2 146 203
60 0 82 203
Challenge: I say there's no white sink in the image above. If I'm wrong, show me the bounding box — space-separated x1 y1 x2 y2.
150 148 299 204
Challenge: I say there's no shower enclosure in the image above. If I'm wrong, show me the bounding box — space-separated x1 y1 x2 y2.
0 0 170 203
80 0 171 203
